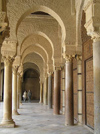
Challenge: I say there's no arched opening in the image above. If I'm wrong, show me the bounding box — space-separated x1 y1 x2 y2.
16 6 66 45
22 69 40 102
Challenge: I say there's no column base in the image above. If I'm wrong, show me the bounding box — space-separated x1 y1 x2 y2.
78 122 82 125
20 102 22 105
12 110 20 115
65 122 74 126
39 101 43 104
0 119 15 128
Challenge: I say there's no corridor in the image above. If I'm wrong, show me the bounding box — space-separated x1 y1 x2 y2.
0 102 93 134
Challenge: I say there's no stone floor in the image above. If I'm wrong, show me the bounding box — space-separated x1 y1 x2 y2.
0 101 93 134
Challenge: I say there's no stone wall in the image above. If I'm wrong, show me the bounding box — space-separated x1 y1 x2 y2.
22 69 40 100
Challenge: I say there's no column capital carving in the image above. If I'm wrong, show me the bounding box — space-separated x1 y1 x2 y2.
2 56 14 66
84 1 100 42
75 55 82 61
48 71 53 76
55 66 61 71
91 33 100 42
63 53 75 62
12 65 19 74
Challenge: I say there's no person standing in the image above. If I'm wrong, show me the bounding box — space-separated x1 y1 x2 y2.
28 90 32 102
23 91 27 102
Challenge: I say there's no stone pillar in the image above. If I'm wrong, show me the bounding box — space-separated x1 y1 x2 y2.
62 68 65 114
48 73 52 109
65 56 74 126
77 56 82 124
0 45 1 101
12 66 19 115
53 68 60 115
17 73 20 109
44 77 48 105
93 38 100 134
19 76 22 105
0 69 4 101
40 82 43 103
0 56 15 127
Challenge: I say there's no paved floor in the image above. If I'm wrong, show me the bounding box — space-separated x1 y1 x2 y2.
0 101 93 134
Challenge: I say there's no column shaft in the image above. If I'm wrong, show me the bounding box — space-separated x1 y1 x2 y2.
40 83 43 103
0 46 1 101
77 59 82 124
65 61 74 126
0 69 3 101
19 77 22 105
17 74 20 109
93 40 100 134
62 68 65 114
12 67 19 115
53 69 60 115
0 57 15 127
44 77 48 105
48 74 52 109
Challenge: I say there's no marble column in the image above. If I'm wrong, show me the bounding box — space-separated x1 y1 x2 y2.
53 68 60 115
93 38 100 134
44 77 48 105
19 76 22 105
12 67 19 115
65 57 74 126
17 73 21 109
0 45 1 101
77 56 82 124
0 69 4 101
48 73 52 109
40 82 43 103
62 68 65 114
0 56 15 127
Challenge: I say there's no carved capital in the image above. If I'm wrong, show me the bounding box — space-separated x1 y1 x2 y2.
63 53 75 62
18 63 23 75
12 65 19 74
75 55 82 61
2 56 14 66
55 66 61 71
84 1 100 42
47 71 53 76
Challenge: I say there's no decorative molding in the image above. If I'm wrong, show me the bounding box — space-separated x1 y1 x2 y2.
1 39 17 57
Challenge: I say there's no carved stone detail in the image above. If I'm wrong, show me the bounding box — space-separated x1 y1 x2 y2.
63 53 75 62
2 56 14 66
1 39 17 57
12 65 19 74
75 55 82 61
